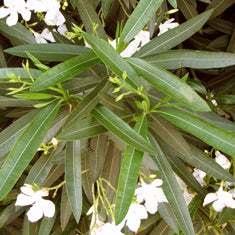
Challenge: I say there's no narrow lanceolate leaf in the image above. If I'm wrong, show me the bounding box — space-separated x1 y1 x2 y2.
0 109 40 158
120 0 164 43
0 18 36 44
148 133 195 235
13 93 55 100
149 113 192 157
77 0 107 40
134 9 213 57
57 113 134 141
102 0 113 18
65 141 82 223
83 33 143 90
31 52 100 91
158 109 235 157
115 115 148 224
127 57 210 112
143 50 235 69
0 102 60 200
60 185 72 231
58 116 107 141
92 104 156 154
63 78 110 129
0 68 41 83
5 44 91 61
71 0 79 8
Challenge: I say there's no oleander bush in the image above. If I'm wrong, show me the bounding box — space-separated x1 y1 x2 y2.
0 0 235 234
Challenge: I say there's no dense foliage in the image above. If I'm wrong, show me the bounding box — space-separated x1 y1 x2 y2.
0 0 235 234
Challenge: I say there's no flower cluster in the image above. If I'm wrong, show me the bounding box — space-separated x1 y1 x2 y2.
15 185 55 223
203 187 235 212
0 0 65 26
89 178 168 234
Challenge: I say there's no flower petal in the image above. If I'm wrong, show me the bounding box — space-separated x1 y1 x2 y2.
26 203 44 222
41 199 55 218
0 7 10 19
151 179 163 187
126 216 141 232
203 193 217 206
15 193 35 206
145 200 158 214
212 200 225 212
20 186 35 196
6 10 18 26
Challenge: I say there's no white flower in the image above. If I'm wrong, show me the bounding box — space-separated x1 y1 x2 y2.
124 203 148 232
158 18 179 36
85 30 150 57
26 0 48 13
57 24 67 36
0 0 31 26
45 9 65 26
34 28 55 43
88 205 124 235
215 151 231 170
203 187 235 212
211 99 218 107
98 223 125 235
135 179 168 214
15 186 55 222
193 168 206 187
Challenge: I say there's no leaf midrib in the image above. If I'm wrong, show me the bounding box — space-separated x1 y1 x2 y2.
0 104 58 192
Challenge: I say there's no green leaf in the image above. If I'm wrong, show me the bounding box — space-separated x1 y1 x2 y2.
115 114 148 224
71 0 79 8
57 116 107 141
149 113 192 157
142 50 235 69
0 96 39 107
77 0 107 40
5 44 91 62
148 133 195 235
168 0 177 8
24 143 65 186
65 141 82 223
0 18 36 44
160 143 206 196
158 109 235 157
0 109 40 158
215 95 235 105
177 0 198 20
0 68 41 83
0 204 25 228
60 185 72 231
0 102 60 200
127 57 210 111
218 207 235 225
31 52 100 91
92 104 156 154
158 203 179 233
22 214 34 235
63 78 110 129
188 195 202 219
188 145 235 182
206 0 235 19
13 93 55 100
38 200 58 235
83 33 144 90
120 0 164 43
134 9 213 57
100 142 122 220
101 0 113 18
